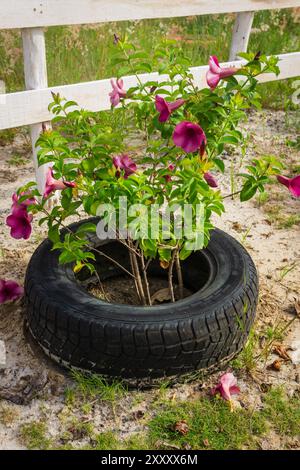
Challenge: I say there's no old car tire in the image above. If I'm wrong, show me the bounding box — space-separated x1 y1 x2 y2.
24 218 258 382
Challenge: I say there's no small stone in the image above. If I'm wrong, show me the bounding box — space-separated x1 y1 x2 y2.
0 340 6 369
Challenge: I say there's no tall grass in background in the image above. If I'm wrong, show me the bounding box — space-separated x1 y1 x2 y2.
0 9 299 110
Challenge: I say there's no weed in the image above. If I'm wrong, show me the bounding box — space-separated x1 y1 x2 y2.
279 262 298 280
231 328 258 371
64 386 76 407
70 369 127 403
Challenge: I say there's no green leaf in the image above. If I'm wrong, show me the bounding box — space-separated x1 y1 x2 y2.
219 135 240 145
240 181 258 202
76 223 97 235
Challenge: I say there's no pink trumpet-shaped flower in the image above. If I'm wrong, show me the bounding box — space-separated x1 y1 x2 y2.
211 372 240 401
44 168 76 198
204 172 218 188
0 279 24 304
206 55 238 90
173 121 206 154
109 78 126 107
6 192 35 240
113 154 137 179
12 192 35 210
277 174 300 198
6 206 33 240
155 95 185 122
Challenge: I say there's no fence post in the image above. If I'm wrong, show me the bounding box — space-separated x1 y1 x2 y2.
229 12 255 60
22 27 51 193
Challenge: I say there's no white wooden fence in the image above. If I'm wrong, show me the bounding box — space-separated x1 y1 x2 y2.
0 0 300 190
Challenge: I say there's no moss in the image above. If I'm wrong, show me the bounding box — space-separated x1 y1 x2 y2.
262 387 300 437
20 421 52 450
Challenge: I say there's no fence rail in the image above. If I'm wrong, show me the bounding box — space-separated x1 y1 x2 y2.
1 1 299 29
1 0 300 189
1 52 299 131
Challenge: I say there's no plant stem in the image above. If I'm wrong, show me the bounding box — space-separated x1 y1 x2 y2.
129 240 146 305
168 250 176 303
141 253 152 306
129 249 142 303
175 251 183 300
94 269 109 302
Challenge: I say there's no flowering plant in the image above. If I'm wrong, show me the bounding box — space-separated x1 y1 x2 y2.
7 40 299 306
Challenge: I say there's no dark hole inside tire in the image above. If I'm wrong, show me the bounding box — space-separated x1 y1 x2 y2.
75 240 214 306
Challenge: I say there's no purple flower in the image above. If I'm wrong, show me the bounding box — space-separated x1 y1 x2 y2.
211 372 240 401
6 206 33 240
0 279 24 304
204 172 218 188
155 95 185 122
109 78 126 107
113 154 137 179
6 193 35 240
206 56 238 90
277 174 300 198
173 121 206 153
44 167 76 198
12 192 35 210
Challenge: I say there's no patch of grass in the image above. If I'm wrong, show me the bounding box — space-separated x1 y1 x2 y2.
122 433 152 450
278 214 300 229
64 386 76 407
7 154 28 167
90 431 120 450
70 369 127 403
20 421 52 450
148 397 266 450
262 387 300 437
0 404 19 426
256 191 270 207
0 128 17 146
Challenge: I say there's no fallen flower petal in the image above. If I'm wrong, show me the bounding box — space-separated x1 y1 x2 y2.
44 167 76 198
173 121 206 153
109 78 126 107
211 372 240 401
277 174 300 197
155 95 185 122
0 279 24 303
206 55 238 90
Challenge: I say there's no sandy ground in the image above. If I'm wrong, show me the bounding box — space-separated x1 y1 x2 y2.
0 109 299 450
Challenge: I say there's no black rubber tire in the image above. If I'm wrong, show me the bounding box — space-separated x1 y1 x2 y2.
24 218 258 381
